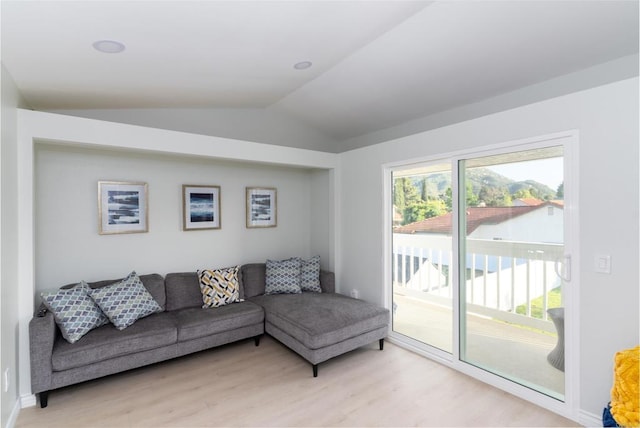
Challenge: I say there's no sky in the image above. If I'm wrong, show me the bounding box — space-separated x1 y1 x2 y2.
488 157 563 190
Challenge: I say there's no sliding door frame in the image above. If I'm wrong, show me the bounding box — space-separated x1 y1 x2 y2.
382 130 580 421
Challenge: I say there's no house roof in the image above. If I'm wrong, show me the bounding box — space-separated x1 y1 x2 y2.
394 202 563 235
514 198 544 206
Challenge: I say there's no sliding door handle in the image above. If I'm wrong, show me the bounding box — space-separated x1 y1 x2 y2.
555 254 571 282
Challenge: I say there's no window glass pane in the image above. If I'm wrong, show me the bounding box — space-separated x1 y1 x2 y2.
392 162 453 353
459 147 565 400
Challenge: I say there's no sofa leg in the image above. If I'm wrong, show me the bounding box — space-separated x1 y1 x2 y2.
379 339 384 351
39 391 49 408
312 364 318 378
254 335 261 347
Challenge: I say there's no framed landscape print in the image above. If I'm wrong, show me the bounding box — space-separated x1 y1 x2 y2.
246 187 277 228
182 185 221 231
98 181 148 235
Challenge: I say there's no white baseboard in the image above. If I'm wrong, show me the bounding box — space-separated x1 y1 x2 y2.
20 393 36 408
6 398 21 428
578 409 602 427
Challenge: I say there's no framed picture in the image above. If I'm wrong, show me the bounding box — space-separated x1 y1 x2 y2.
98 181 148 235
246 187 277 228
182 185 221 231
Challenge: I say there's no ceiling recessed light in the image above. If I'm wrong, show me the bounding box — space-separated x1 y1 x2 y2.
92 40 126 54
293 61 312 70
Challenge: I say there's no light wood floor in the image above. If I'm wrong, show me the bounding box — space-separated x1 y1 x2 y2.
16 336 580 427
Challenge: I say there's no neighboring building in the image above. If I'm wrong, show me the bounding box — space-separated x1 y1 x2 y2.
393 202 565 304
394 201 564 244
512 197 544 206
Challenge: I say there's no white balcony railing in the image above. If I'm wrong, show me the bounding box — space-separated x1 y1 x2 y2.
392 233 564 333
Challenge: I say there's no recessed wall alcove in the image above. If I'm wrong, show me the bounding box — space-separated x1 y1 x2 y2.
17 110 339 402
34 143 333 295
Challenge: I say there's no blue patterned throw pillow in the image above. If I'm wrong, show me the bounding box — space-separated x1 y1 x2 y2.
300 256 322 293
40 281 110 343
87 271 162 330
197 266 241 308
265 258 302 295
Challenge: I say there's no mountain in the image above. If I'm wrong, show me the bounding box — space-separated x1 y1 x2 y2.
410 168 557 201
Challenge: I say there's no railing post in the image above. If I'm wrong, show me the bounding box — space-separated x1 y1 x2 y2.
418 247 422 290
470 253 475 303
401 246 407 288
448 250 453 298
497 256 502 310
438 249 444 290
542 260 548 320
483 254 488 307
511 257 516 312
526 259 531 317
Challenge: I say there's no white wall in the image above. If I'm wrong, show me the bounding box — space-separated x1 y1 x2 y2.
34 144 320 293
1 64 26 428
341 54 639 151
339 77 639 421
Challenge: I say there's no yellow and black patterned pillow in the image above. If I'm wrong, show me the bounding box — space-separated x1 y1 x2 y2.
197 266 241 308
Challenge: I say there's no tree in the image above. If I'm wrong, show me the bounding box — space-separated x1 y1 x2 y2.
556 182 564 199
513 188 533 199
444 182 478 212
478 186 512 207
394 177 421 224
393 179 405 213
403 200 446 224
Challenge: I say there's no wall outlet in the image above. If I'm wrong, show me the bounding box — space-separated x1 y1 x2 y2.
350 289 359 299
595 255 611 274
3 368 9 393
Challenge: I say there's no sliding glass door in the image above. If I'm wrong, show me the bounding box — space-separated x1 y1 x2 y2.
459 146 565 400
389 139 571 403
391 163 453 353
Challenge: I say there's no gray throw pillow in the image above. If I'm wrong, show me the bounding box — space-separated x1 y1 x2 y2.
87 271 162 330
40 281 110 343
265 258 302 295
300 256 322 293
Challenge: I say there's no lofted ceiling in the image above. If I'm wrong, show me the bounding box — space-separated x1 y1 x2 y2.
2 0 639 146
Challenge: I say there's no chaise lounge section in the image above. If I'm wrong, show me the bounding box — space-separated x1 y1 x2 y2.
241 263 390 376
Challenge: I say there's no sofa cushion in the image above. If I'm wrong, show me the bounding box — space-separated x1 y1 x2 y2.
249 293 389 350
300 256 322 293
197 266 241 308
166 271 246 311
40 281 110 344
164 272 202 311
87 271 162 330
51 312 176 371
240 264 266 298
265 258 302 295
172 301 264 342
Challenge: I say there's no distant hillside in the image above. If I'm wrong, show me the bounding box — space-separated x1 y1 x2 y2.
411 167 557 201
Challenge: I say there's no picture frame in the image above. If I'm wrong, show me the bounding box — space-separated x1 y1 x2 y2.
182 185 221 231
246 187 277 228
98 181 148 235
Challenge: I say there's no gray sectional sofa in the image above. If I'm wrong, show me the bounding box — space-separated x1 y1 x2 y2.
30 264 389 408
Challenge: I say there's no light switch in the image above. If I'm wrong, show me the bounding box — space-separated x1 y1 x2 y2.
595 255 611 274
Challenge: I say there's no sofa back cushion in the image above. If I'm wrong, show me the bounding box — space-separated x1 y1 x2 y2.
241 263 335 297
241 264 267 298
62 273 166 311
165 270 246 311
